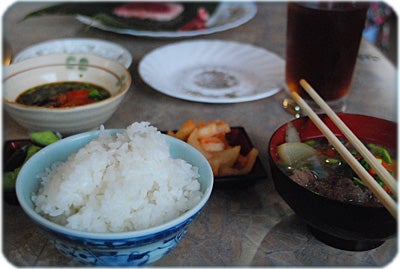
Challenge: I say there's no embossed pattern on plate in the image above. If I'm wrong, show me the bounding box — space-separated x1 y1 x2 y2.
139 40 285 103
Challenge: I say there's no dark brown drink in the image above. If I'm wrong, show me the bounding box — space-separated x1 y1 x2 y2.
286 2 368 104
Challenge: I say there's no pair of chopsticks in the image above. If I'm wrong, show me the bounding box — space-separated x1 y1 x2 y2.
290 79 397 219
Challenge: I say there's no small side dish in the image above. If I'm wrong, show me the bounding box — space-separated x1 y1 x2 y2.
168 119 259 177
3 53 132 134
3 131 61 204
13 38 133 68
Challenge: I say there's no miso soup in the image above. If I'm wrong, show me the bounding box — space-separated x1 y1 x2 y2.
278 137 396 207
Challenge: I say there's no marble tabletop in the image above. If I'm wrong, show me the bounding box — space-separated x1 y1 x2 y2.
2 2 398 267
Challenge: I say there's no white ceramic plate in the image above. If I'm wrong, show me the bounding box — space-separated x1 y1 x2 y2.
139 40 285 103
13 38 132 68
76 2 257 38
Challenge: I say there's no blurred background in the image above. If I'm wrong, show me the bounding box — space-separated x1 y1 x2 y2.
363 2 397 65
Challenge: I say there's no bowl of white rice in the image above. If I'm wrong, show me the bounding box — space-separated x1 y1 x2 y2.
16 122 213 266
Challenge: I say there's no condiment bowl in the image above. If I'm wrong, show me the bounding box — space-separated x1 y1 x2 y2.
268 114 396 251
16 129 213 266
3 54 132 135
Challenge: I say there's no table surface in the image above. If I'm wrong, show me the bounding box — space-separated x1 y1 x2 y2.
2 2 398 267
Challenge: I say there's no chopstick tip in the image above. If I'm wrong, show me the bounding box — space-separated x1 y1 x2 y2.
299 79 310 88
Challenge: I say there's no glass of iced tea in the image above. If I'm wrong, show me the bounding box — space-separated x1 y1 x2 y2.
285 2 368 111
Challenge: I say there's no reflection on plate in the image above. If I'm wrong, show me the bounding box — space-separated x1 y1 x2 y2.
13 38 132 68
215 127 267 188
139 40 285 103
76 2 257 38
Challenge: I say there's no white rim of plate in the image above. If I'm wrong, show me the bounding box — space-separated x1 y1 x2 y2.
75 2 257 38
12 38 132 68
138 39 285 104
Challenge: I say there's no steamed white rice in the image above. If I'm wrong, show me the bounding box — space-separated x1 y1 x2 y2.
32 122 203 233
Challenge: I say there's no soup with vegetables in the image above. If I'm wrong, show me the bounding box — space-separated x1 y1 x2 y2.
16 82 111 108
277 137 397 207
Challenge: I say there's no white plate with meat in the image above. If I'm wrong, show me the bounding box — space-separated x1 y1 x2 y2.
139 40 285 103
75 2 257 38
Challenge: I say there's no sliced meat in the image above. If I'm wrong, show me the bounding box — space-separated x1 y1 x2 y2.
179 7 210 31
290 169 382 207
113 2 184 21
309 177 382 206
290 169 315 187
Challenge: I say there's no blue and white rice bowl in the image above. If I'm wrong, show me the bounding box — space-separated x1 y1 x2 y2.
16 126 213 266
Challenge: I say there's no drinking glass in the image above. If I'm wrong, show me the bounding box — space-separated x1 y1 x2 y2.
285 2 369 111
